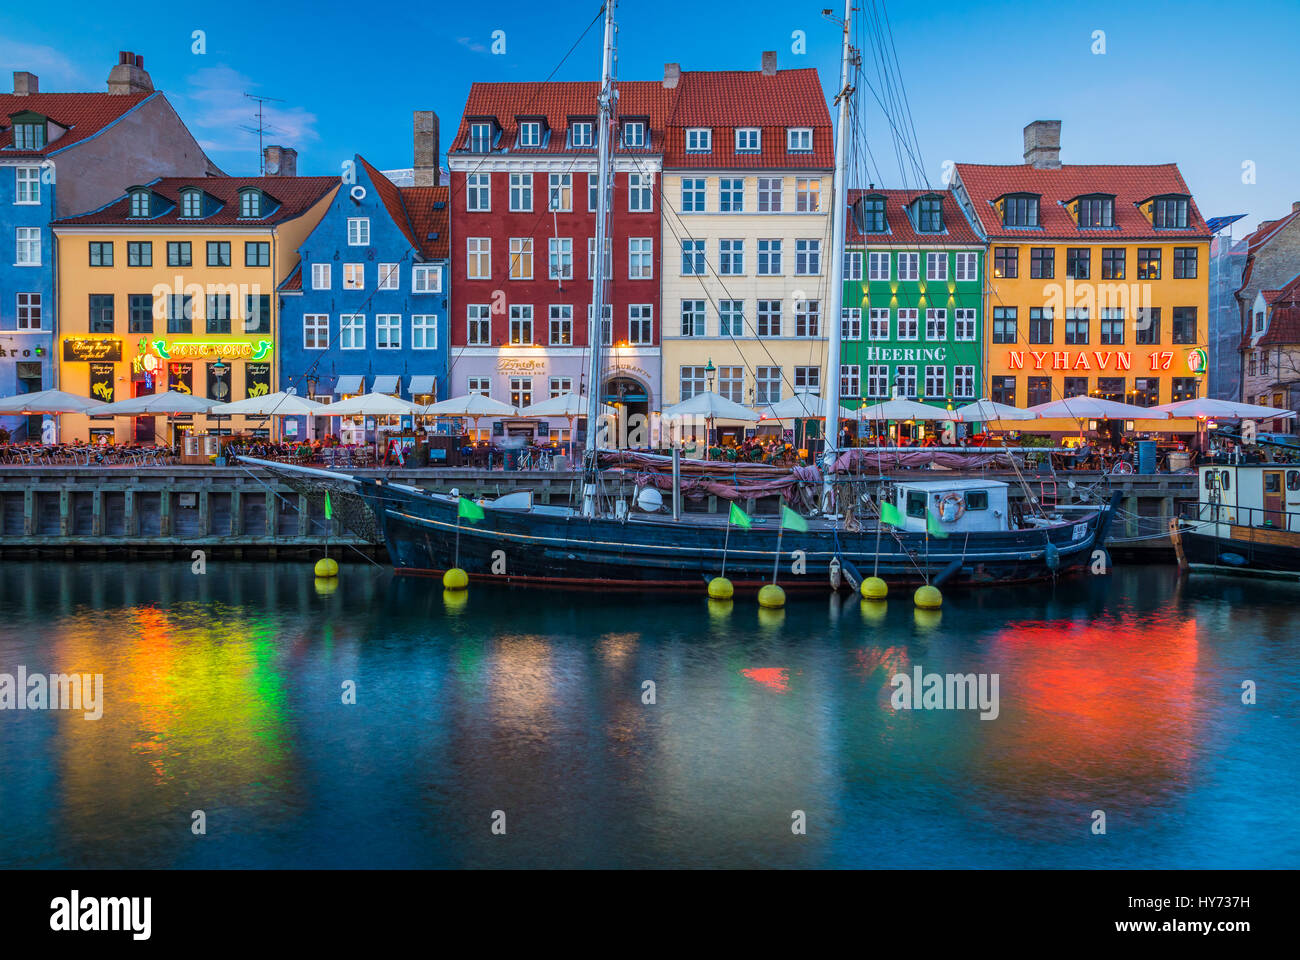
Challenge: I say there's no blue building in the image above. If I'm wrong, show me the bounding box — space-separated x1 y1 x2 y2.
278 154 450 438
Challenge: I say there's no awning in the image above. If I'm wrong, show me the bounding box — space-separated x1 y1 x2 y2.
408 375 436 395
335 375 364 394
372 374 400 394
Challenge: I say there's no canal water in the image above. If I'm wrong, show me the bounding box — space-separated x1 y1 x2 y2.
0 560 1296 869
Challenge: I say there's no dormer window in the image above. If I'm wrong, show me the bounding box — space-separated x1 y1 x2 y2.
469 121 494 153
855 195 887 233
735 128 760 152
180 189 202 218
913 195 943 233
1152 195 1189 229
787 128 813 152
129 189 151 218
686 128 712 153
622 121 646 148
1000 193 1040 227
519 121 542 148
1076 194 1114 228
239 189 263 218
570 121 593 148
13 121 45 151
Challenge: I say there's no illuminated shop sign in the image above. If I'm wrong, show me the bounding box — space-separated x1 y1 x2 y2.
496 358 547 374
1005 350 1201 373
859 346 948 362
63 337 123 362
151 339 273 361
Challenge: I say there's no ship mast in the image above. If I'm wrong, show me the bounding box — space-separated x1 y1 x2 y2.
582 0 618 518
821 0 854 512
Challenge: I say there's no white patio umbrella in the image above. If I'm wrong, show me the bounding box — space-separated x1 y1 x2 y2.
754 391 823 419
0 389 106 415
517 392 617 458
93 390 222 416
852 397 955 421
661 391 760 421
209 391 327 417
1149 397 1296 420
1028 396 1169 420
420 393 518 417
955 398 1040 422
326 391 421 416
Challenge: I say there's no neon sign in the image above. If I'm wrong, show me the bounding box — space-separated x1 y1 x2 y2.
151 340 273 361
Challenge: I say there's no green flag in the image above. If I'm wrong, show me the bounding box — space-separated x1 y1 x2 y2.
926 509 949 539
780 504 808 532
324 491 332 520
728 502 752 529
879 500 904 527
458 497 485 523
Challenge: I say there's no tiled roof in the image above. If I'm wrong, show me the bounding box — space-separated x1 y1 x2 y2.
845 188 980 245
1243 210 1299 253
400 186 450 260
54 176 338 226
450 81 675 156
1 91 151 156
358 155 420 251
279 262 303 292
1255 274 1300 347
664 68 832 168
954 163 1211 240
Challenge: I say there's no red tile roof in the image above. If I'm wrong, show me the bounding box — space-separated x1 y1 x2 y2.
280 263 303 292
1 91 151 156
1255 274 1300 347
358 155 420 251
845 188 980 245
1243 210 1299 253
400 185 450 260
954 163 1210 241
54 176 338 226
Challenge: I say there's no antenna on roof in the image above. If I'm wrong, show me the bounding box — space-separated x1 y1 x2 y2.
242 93 285 174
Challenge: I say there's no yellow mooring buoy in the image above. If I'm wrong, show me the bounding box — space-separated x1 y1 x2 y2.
443 567 469 590
314 557 338 578
861 576 888 600
914 584 942 609
708 576 734 600
757 583 786 608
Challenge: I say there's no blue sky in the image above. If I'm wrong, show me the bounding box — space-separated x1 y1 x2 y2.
3 0 1297 236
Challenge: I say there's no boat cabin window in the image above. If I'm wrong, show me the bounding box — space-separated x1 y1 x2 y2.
1288 470 1300 491
1265 473 1282 494
965 490 989 511
906 491 927 518
1221 471 1230 491
1205 471 1218 490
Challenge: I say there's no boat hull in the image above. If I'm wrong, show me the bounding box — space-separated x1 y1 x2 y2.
1181 529 1300 576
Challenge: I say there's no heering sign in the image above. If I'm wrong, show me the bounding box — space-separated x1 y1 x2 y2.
860 346 948 362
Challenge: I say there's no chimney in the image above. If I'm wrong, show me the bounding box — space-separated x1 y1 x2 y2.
263 145 297 177
761 51 777 76
1023 120 1062 169
13 72 38 95
107 51 153 95
413 110 439 188
663 63 681 89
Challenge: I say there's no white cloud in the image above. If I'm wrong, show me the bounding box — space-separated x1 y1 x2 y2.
0 39 96 90
457 37 489 55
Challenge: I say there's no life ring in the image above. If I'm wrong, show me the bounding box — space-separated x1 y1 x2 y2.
935 491 966 522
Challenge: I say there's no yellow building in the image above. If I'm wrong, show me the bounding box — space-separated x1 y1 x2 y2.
53 175 336 442
954 122 1211 435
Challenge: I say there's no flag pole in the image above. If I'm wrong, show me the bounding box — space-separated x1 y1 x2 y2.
454 509 462 569
721 517 731 578
772 523 784 585
872 491 884 577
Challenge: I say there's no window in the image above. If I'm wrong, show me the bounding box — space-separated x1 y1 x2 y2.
1097 377 1125 402
990 376 1015 406
1172 307 1197 344
794 238 820 275
717 366 744 403
1066 247 1090 280
628 238 653 279
622 121 645 148
179 189 201 218
312 263 331 289
586 237 610 280
344 263 364 289
1002 195 1039 227
955 251 978 282
755 367 782 404
954 309 977 341
298 314 328 350
239 190 262 218
1153 197 1189 229
467 305 491 345
992 306 1017 343
1063 377 1088 398
206 241 231 267
549 377 574 399
506 173 533 213
686 128 712 152
245 294 271 334
347 218 369 245
718 238 744 275
897 308 918 341
680 300 706 337
756 300 782 337
129 190 150 218
757 239 782 275
509 378 533 408
681 178 706 212
412 264 440 293
469 122 493 152
1027 376 1052 407
867 365 889 398
841 365 861 399
205 294 231 334
868 251 890 281
735 128 760 152
1100 308 1124 345
166 294 192 334
589 303 613 345
376 314 401 349
757 177 782 212
1100 247 1126 280
680 366 707 401
915 196 943 232
15 166 40 204
519 121 542 147
549 304 573 345
548 173 572 212
467 173 490 211
795 178 820 213
896 366 918 398
1133 377 1159 407
953 366 975 399
1029 307 1053 344
570 122 593 148
795 367 820 393
467 238 491 279
841 307 862 340
245 241 271 268
858 196 887 233
127 241 151 267
167 241 192 267
1137 248 1161 280
1065 308 1089 345
509 304 533 345
787 128 813 152
926 252 948 281
629 173 653 212
1136 307 1160 344
1077 196 1114 228
719 178 744 213
1029 247 1054 279
468 376 491 396
794 300 820 338
868 308 890 340
925 308 946 341
17 292 44 330
924 365 946 398
628 304 653 344
994 247 1018 279
129 294 152 333
681 239 705 275
509 238 533 280
89 242 113 267
15 227 41 265
1174 247 1198 279
1168 378 1196 401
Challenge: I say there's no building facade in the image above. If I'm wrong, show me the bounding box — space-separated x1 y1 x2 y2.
0 54 216 437
278 147 450 439
953 121 1211 433
658 55 833 443
447 81 670 444
1233 201 1300 403
841 188 984 427
1239 273 1300 433
52 173 336 441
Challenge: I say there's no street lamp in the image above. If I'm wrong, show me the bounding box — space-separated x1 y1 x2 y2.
704 358 716 455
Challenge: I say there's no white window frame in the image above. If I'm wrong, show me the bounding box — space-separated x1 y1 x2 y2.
622 121 646 147
787 127 813 152
412 264 441 293
628 304 653 345
841 364 861 399
375 313 402 350
685 128 712 152
467 238 491 280
757 177 783 212
757 239 782 275
343 263 364 290
897 251 919 281
868 251 890 281
795 178 821 213
718 238 744 276
15 227 41 266
681 178 706 213
311 263 331 290
510 238 534 280
841 307 862 340
924 365 946 398
735 128 760 152
303 314 329 350
718 300 744 337
548 304 573 346
467 305 491 345
794 238 821 276
867 365 889 398
377 263 400 290
628 172 653 212
954 365 976 399
794 300 821 338
469 122 493 152
519 121 542 147
412 314 438 350
347 217 370 246
340 313 366 350
843 251 863 281
954 308 977 341
925 308 947 341
628 238 653 279
466 173 491 211
868 308 890 341
570 122 593 148
509 304 534 345
585 237 610 280
897 308 919 341
680 300 706 337
15 166 41 205
467 376 491 395
548 173 572 212
896 365 918 398
926 251 948 281
509 173 532 212
955 251 978 282
681 239 705 276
